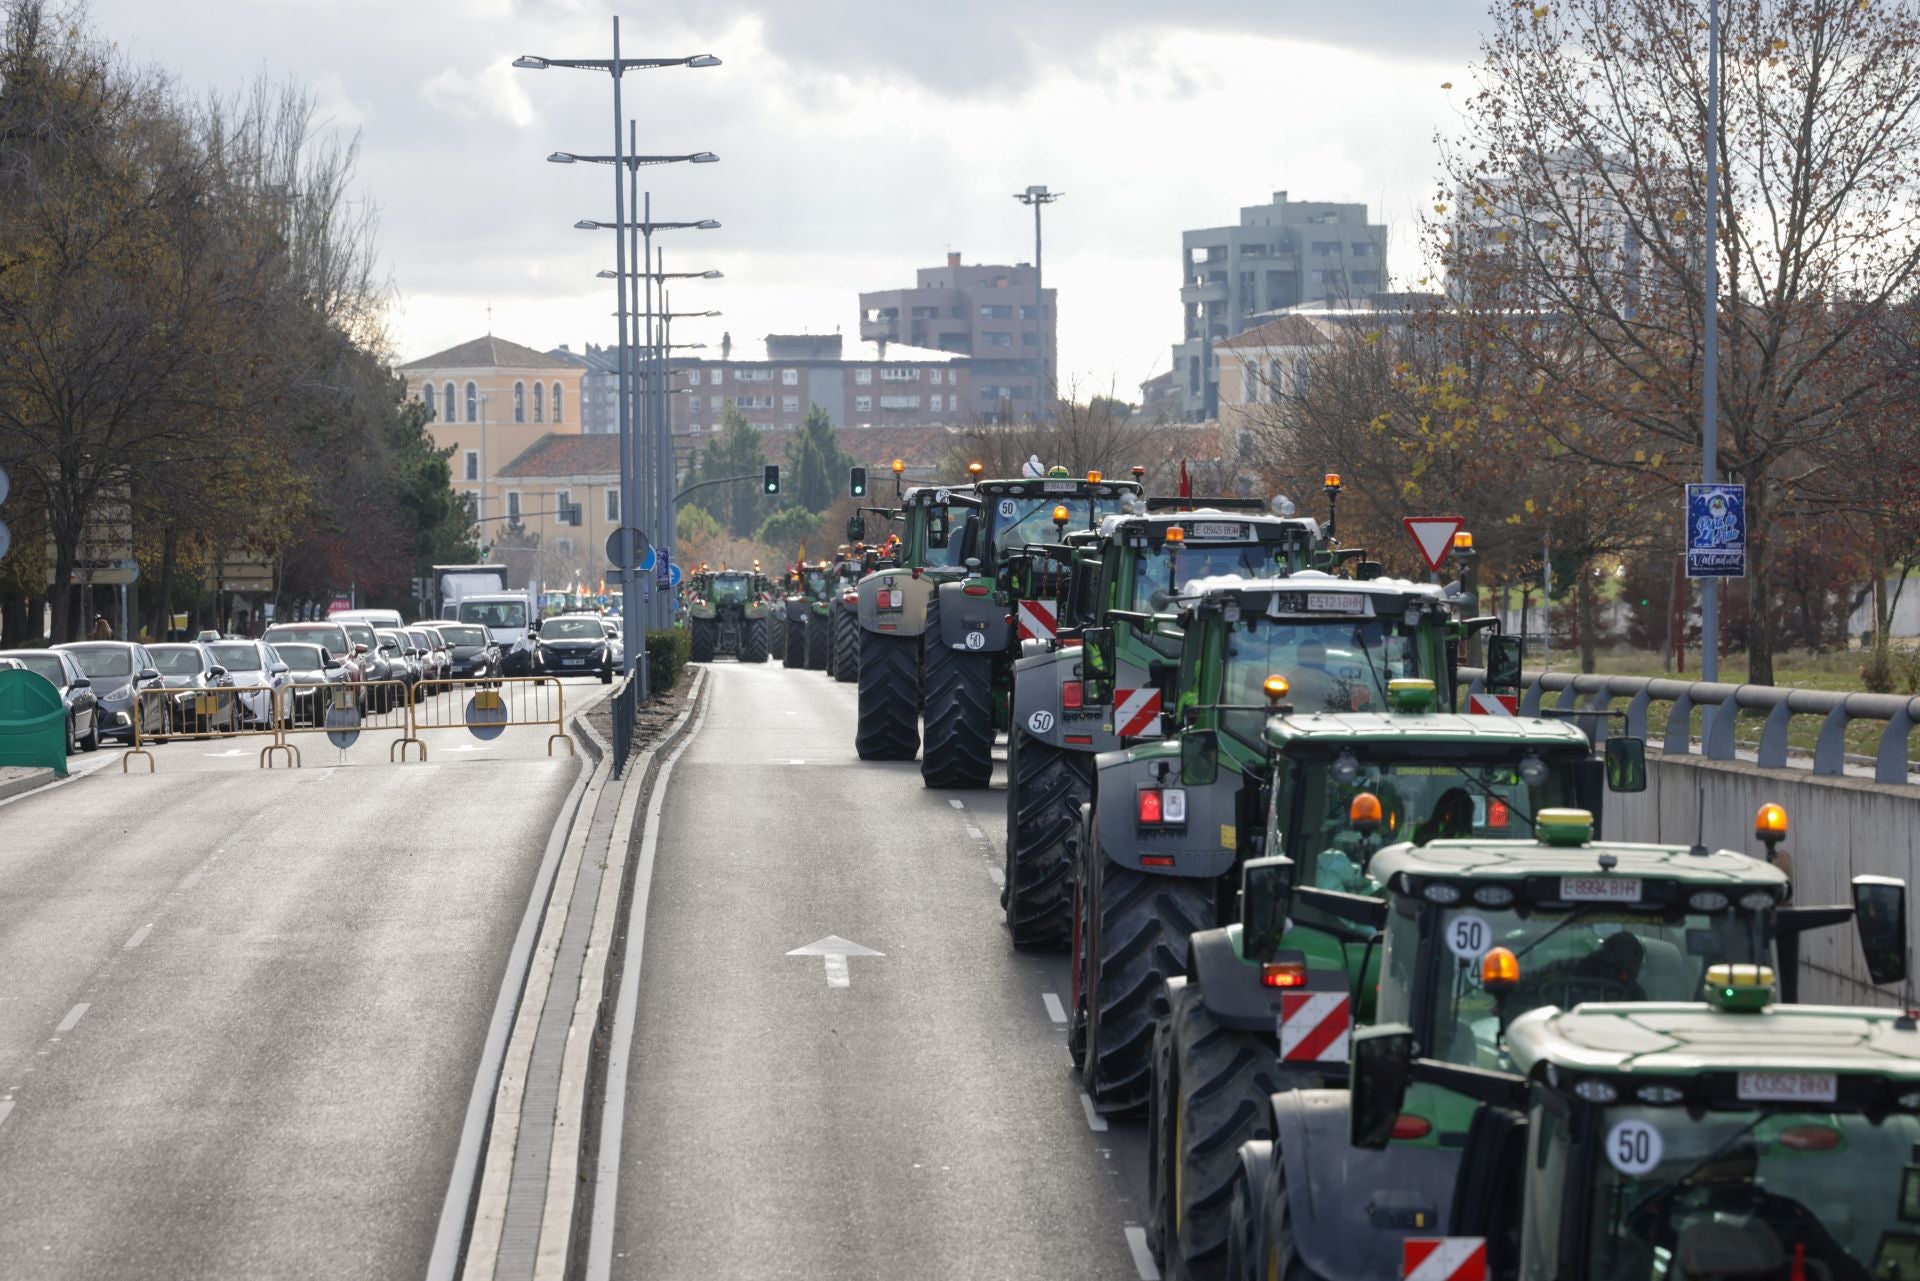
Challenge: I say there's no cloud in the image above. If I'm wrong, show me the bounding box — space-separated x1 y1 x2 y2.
420 59 535 128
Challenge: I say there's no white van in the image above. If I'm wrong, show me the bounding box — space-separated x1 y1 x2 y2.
329 607 406 631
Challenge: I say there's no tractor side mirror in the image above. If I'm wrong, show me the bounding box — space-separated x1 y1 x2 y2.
956 512 981 565
1485 635 1523 695
1605 737 1647 793
1350 1024 1416 1151
1001 554 1031 599
928 508 951 549
1240 856 1294 962
1181 728 1219 787
1082 626 1114 677
1852 875 1909 987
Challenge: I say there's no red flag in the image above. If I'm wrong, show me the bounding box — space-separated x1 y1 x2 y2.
1178 459 1192 498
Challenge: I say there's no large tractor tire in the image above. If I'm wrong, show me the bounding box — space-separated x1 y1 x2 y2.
784 619 805 668
769 616 789 662
1078 843 1212 1115
855 627 919 760
1003 728 1087 948
690 617 716 663
741 619 770 664
832 608 859 683
919 597 994 789
1258 1160 1330 1281
1156 986 1282 1281
805 615 830 671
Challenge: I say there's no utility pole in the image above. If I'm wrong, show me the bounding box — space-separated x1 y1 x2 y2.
1013 185 1062 415
1701 0 1722 682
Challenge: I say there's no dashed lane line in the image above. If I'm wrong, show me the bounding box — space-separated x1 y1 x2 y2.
1042 993 1067 1024
123 924 153 951
55 1003 89 1035
964 825 984 841
1124 1226 1162 1279
988 866 1005 888
1080 1092 1109 1133
948 799 964 809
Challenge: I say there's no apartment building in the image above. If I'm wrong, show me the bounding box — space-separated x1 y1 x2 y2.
859 252 1056 415
664 333 972 437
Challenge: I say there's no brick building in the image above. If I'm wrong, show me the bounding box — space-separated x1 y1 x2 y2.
859 252 1056 416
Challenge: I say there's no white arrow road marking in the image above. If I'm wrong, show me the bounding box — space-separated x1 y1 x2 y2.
786 935 884 989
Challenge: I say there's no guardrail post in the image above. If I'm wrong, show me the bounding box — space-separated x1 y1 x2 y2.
1875 707 1913 786
1757 702 1792 769
1813 705 1849 776
1625 687 1652 741
1519 673 1546 717
1664 691 1695 756
1704 689 1740 760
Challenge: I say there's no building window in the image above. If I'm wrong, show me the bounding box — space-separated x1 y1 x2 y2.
443 382 456 422
782 395 799 412
689 369 702 386
1242 361 1258 404
464 450 479 481
1021 332 1036 345
879 395 921 411
555 490 571 524
605 489 620 522
737 395 774 410
781 369 798 385
711 395 724 411
1351 242 1372 257
1268 358 1283 401
419 385 436 421
558 538 574 556
553 382 564 423
979 304 1013 320
855 368 873 385
880 367 919 381
1019 304 1041 319
986 332 1012 347
513 382 526 423
465 381 478 421
736 369 774 383
854 395 872 412
507 491 522 522
532 382 544 423
1293 358 1309 396
928 369 943 385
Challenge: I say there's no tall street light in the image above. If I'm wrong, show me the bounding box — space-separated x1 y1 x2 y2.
1701 0 1723 683
514 19 719 675
1013 185 1062 415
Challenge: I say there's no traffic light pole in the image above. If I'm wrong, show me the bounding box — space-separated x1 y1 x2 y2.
672 472 767 505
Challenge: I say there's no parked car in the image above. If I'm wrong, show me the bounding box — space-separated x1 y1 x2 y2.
533 615 616 683
600 617 624 669
375 629 422 695
265 642 351 726
264 622 366 706
146 643 238 736
406 627 450 684
7 649 102 752
55 641 169 743
336 619 403 709
427 623 500 683
328 607 406 632
202 638 291 728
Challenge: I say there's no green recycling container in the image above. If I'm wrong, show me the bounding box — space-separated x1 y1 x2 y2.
0 667 70 776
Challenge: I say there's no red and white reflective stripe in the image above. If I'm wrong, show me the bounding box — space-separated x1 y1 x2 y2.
1016 600 1057 641
1402 1237 1487 1281
1113 687 1163 738
1278 992 1351 1063
1468 693 1518 716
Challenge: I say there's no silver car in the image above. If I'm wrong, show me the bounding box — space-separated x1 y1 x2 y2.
55 641 170 742
203 639 291 728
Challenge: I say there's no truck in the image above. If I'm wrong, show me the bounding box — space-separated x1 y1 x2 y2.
431 563 510 620
455 590 539 674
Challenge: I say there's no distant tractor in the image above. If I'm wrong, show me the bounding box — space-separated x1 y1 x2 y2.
687 569 774 663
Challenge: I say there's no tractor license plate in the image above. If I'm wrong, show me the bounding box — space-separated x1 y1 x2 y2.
1306 593 1365 613
1043 481 1077 493
1738 1071 1836 1103
1191 522 1248 541
1560 877 1642 902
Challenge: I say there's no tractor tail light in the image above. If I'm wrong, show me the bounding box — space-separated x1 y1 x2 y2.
1261 961 1307 988
1062 681 1083 709
1391 1114 1432 1141
1138 788 1162 824
962 583 990 596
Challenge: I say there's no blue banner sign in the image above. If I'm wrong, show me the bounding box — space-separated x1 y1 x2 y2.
1685 483 1746 579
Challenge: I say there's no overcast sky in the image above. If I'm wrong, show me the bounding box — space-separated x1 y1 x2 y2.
87 0 1487 397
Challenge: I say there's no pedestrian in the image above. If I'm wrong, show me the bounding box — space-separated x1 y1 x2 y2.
91 614 113 640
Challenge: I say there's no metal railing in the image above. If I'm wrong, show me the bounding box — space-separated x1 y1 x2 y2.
1462 667 1920 785
409 677 572 759
609 672 638 776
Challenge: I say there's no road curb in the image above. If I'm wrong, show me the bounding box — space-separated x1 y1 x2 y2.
0 766 59 805
450 671 708 1281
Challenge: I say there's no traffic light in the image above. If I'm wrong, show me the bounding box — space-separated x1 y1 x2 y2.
763 464 780 495
849 465 867 498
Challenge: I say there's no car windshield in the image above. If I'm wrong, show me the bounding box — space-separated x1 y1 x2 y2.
64 646 132 678
543 618 603 640
1224 614 1424 714
13 654 67 685
150 648 205 676
460 600 527 629
407 631 435 650
207 643 263 671
1131 540 1288 607
272 645 325 669
270 626 347 650
1378 899 1768 1068
1583 1107 1920 1281
710 575 751 604
442 626 487 646
1281 754 1575 894
340 623 377 649
986 494 1129 554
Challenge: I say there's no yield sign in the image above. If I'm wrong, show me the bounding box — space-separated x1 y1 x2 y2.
1403 516 1465 572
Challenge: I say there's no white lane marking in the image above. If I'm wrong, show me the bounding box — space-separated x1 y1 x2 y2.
948 799 965 810
964 825 983 840
787 935 885 989
824 955 849 988
177 869 204 891
0 1100 12 1130
788 758 806 765
446 744 492 753
1125 1225 1162 1279
1042 992 1067 1024
200 748 247 758
123 924 153 950
1080 1092 1110 1132
55 1003 89 1034
988 866 1006 888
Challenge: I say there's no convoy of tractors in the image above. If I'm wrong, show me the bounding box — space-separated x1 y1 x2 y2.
686 462 1920 1281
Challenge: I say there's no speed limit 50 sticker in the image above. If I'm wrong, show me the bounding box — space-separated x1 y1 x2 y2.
1606 1119 1663 1176
1445 912 1493 961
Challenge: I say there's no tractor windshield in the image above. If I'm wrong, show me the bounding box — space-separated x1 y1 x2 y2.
711 575 751 604
987 494 1128 555
1379 900 1769 1069
1218 616 1428 754
1580 1106 1920 1281
1132 541 1288 608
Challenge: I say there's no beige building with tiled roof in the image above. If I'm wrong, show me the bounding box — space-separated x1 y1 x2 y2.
399 335 586 544
1213 315 1327 433
492 433 623 589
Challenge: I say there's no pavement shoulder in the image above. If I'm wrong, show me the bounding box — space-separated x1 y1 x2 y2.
0 765 58 803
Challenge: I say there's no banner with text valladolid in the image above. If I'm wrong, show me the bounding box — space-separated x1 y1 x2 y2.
1685 483 1746 579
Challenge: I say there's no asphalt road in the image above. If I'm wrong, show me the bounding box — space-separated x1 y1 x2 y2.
0 676 612 1279
609 661 1153 1281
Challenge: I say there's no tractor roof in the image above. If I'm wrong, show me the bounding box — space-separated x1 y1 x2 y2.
1369 837 1790 888
1097 508 1323 544
901 482 978 507
975 476 1143 498
1264 711 1592 752
1178 572 1451 617
1505 1002 1920 1080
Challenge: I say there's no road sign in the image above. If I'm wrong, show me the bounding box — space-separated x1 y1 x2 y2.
637 546 657 572
786 934 884 988
467 690 508 741
669 562 682 587
1685 483 1746 578
605 526 651 570
0 465 9 506
0 521 9 562
1403 1237 1487 1281
324 703 361 750
1403 517 1465 572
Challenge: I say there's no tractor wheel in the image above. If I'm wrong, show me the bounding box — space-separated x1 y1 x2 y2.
1160 984 1281 1281
783 619 804 668
690 618 716 663
856 627 920 760
1080 843 1212 1115
1004 729 1086 948
832 607 859 683
741 619 770 664
769 616 788 662
805 615 830 670
1146 1004 1179 1263
1259 1156 1330 1281
919 597 994 789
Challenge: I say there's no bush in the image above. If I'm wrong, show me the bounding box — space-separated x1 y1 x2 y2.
645 627 691 696
1861 643 1897 694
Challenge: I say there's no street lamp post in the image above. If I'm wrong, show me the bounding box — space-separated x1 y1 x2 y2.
1013 185 1062 414
1701 0 1722 683
515 20 718 674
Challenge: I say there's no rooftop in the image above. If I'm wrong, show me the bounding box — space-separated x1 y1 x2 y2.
1214 315 1329 352
1506 1002 1920 1079
401 335 578 372
1368 838 1791 887
496 433 618 480
1265 711 1594 751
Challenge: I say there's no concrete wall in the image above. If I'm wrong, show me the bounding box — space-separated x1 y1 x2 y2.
1606 749 1920 1005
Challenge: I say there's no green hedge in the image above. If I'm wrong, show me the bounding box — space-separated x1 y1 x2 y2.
645 627 692 696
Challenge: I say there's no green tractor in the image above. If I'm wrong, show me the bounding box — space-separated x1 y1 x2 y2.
823 548 866 684
1072 574 1491 1115
1338 927 1914 1281
1002 499 1328 948
781 560 835 672
1145 705 1647 1279
687 568 775 663
1223 809 1908 1281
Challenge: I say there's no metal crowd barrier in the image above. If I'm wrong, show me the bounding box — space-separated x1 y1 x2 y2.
406 676 573 759
275 679 420 764
1463 666 1920 785
123 683 293 772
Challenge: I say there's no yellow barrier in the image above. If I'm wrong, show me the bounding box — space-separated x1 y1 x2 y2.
122 683 290 773
275 680 421 763
407 677 573 758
